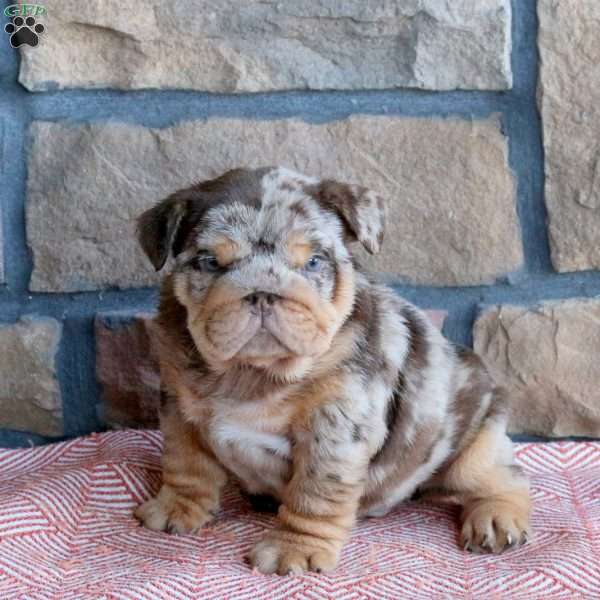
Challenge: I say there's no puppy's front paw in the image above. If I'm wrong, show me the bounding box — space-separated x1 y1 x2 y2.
135 484 215 534
461 496 531 553
248 535 339 575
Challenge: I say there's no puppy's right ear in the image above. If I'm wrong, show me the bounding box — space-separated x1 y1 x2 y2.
137 196 188 271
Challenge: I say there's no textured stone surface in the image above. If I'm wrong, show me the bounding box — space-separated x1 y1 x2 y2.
95 312 160 429
0 119 4 284
538 0 600 272
0 317 63 436
19 0 512 93
0 206 4 284
474 299 600 438
27 117 521 291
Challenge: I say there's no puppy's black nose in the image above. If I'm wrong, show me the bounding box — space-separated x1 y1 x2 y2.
245 292 279 306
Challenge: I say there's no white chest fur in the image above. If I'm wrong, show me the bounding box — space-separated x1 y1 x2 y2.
207 410 292 496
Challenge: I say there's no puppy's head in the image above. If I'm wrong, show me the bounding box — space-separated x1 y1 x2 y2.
138 167 386 379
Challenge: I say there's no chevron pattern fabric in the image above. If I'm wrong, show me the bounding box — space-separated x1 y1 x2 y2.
0 431 598 599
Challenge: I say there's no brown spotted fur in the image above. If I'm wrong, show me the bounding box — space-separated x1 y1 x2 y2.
134 167 531 575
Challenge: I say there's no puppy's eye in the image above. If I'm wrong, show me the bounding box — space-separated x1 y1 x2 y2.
194 254 221 272
305 255 323 272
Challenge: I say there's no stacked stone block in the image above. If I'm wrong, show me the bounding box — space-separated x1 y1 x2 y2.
1 1 599 444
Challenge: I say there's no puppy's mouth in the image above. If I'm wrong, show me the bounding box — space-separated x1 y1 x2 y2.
202 292 327 365
237 328 290 364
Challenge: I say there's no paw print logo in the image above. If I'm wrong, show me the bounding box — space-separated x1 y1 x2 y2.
5 16 45 48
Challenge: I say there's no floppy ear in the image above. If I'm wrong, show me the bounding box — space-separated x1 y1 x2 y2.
137 168 256 270
316 180 387 254
137 195 189 271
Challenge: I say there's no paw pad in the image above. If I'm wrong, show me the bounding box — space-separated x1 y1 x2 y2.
4 16 45 48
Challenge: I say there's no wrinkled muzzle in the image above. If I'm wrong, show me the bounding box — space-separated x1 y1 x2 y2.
188 274 342 366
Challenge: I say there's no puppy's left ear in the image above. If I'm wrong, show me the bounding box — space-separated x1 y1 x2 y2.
316 180 387 254
137 194 189 271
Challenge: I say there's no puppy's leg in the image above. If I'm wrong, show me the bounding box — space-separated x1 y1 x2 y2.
248 404 369 575
135 402 227 534
436 418 531 553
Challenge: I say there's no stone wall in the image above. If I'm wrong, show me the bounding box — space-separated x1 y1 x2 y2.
0 0 599 446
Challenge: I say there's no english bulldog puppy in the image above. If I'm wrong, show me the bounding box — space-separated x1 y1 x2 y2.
134 167 531 575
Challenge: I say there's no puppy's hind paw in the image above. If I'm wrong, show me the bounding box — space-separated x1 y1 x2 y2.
460 496 531 554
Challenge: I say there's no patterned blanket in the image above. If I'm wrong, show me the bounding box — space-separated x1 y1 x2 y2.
0 431 598 599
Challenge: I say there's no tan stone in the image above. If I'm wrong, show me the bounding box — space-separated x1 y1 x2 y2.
0 317 63 436
538 0 600 271
27 116 521 291
19 0 512 92
95 312 160 429
474 299 600 437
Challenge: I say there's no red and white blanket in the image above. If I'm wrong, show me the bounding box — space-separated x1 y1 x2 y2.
0 431 598 599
